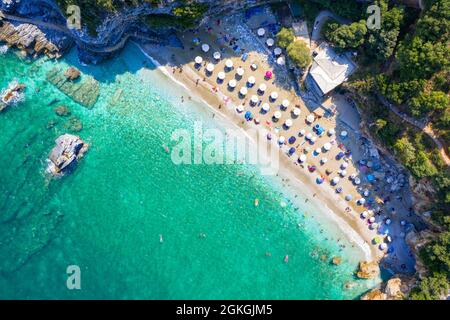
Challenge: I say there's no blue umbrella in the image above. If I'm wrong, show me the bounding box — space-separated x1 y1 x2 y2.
244 111 252 120
288 136 296 144
288 147 296 155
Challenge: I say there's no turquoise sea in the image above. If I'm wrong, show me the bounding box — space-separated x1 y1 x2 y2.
0 43 377 299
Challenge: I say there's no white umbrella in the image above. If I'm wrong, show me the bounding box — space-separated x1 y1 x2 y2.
281 99 290 108
257 28 265 36
331 177 340 185
306 133 313 140
251 95 259 104
315 148 321 154
323 142 332 151
340 131 348 138
298 154 307 163
247 76 256 85
239 87 248 96
321 157 328 164
195 56 203 64
379 243 387 250
306 114 315 123
251 63 258 71
363 189 370 197
293 107 301 116
236 105 244 113
225 59 233 69
206 63 214 72
273 111 281 119
385 218 392 225
299 129 306 136
358 198 366 205
217 71 225 80
258 83 267 92
285 119 293 127
341 162 348 169
340 170 347 177
369 217 376 223
266 38 274 47
361 211 368 218
201 43 210 53
310 136 317 143
354 177 361 185
228 79 237 88
236 67 245 76
262 103 270 112
274 47 282 56
276 57 285 65
328 128 335 136
278 136 285 144
213 51 221 60
270 91 278 100
345 194 353 201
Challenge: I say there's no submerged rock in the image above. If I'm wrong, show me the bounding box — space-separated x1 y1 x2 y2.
64 116 83 132
54 105 71 117
356 260 380 279
47 134 88 176
64 67 81 81
331 256 342 265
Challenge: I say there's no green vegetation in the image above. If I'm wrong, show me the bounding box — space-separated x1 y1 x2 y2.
295 0 364 25
323 19 367 50
276 27 295 49
286 41 311 68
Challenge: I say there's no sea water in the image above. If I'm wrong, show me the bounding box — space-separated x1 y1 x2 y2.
0 44 378 299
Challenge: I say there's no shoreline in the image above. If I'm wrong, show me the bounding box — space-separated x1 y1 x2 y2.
136 42 379 262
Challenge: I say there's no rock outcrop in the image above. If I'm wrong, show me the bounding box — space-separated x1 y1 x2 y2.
47 134 88 176
384 278 404 299
361 289 386 300
356 261 380 279
64 67 80 81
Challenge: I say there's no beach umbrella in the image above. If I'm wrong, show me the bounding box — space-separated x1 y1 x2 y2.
379 243 387 250
201 43 210 53
281 99 290 108
213 51 221 60
257 28 265 36
385 218 392 225
345 194 353 201
350 173 356 180
361 211 369 218
261 103 270 112
331 177 340 185
217 71 225 80
251 95 259 104
239 87 248 96
306 132 312 140
363 189 370 197
321 157 328 164
306 114 315 123
274 47 282 56
248 76 256 85
278 136 285 144
265 70 273 79
270 92 278 100
194 56 203 64
341 162 348 169
323 142 332 151
236 67 245 76
358 198 366 205
293 107 301 116
244 111 252 120
267 133 272 140
336 187 343 193
225 59 233 69
288 136 296 144
288 147 296 155
310 136 317 143
285 119 293 127
254 118 260 124
251 63 258 71
206 63 215 72
354 177 361 185
258 83 267 92
386 236 392 243
273 111 281 119
316 176 324 184
340 170 347 177
315 148 321 154
299 129 306 136
369 216 376 223
340 130 348 138
328 128 335 136
266 38 274 47
276 57 285 65
236 105 244 113
298 154 307 163
228 79 237 88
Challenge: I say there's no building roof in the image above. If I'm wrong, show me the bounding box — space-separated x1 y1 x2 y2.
309 43 356 96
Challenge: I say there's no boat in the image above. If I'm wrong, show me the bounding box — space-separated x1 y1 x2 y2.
0 80 26 112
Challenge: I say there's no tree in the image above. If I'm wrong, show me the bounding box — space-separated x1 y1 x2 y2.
286 41 311 68
324 20 367 50
276 27 294 49
410 273 449 300
410 91 450 117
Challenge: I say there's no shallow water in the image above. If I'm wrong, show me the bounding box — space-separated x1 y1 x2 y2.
0 44 377 299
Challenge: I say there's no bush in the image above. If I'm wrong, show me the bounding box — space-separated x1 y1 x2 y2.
276 28 295 49
286 41 311 69
410 273 449 300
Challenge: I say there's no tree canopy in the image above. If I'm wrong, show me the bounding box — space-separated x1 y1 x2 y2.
286 41 312 68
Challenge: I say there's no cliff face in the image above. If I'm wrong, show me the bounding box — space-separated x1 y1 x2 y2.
1 0 277 63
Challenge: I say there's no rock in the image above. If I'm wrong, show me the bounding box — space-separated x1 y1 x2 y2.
47 134 88 176
65 116 83 132
361 289 387 300
331 256 342 265
384 278 403 299
356 260 380 279
64 67 81 81
54 105 71 117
